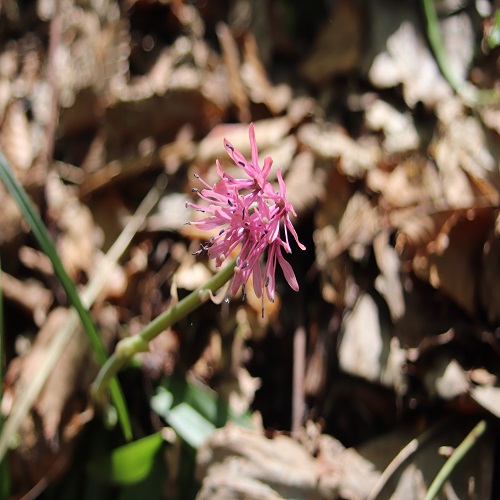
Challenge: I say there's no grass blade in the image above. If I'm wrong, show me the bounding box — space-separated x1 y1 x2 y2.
0 151 131 440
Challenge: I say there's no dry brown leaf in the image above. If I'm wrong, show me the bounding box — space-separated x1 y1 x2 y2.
0 182 24 245
411 208 495 316
241 32 291 114
364 99 420 155
470 385 500 418
373 231 405 321
216 22 250 123
45 173 96 279
423 357 470 400
479 211 500 323
196 425 379 500
299 0 363 85
1 272 52 326
196 117 293 165
367 157 442 208
298 122 379 178
394 209 456 260
338 292 403 389
0 99 34 171
432 97 500 207
365 1 451 108
284 150 325 215
3 308 94 491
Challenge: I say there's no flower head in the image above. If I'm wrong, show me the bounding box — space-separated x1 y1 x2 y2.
187 123 305 314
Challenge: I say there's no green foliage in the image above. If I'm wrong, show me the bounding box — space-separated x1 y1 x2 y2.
487 10 500 49
0 151 132 441
87 432 164 485
151 375 252 449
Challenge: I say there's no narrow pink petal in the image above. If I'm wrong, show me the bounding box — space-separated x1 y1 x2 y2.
252 261 263 298
249 123 259 170
265 244 277 302
277 169 286 197
262 156 273 179
285 215 306 250
277 248 299 291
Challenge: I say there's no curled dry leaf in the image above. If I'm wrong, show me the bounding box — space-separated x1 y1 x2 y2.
1 272 52 326
364 99 420 155
410 208 496 316
4 308 95 492
432 97 499 207
298 122 379 178
367 156 442 209
0 99 34 172
196 425 379 500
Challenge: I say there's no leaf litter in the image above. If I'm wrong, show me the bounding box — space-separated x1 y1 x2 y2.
0 0 500 498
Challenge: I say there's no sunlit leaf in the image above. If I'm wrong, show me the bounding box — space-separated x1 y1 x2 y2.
87 432 164 485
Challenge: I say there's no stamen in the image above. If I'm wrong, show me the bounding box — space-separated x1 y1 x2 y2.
242 284 246 301
194 173 200 178
225 143 234 151
192 188 200 192
219 229 225 235
238 161 245 167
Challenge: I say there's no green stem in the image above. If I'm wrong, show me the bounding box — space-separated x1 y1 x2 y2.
92 258 237 402
421 0 500 106
424 419 487 500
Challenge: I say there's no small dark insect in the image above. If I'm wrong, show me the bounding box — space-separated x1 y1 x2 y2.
192 236 214 256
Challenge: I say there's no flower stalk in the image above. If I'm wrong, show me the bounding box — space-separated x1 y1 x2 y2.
92 258 237 403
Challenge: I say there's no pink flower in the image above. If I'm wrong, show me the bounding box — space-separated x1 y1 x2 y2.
187 123 305 314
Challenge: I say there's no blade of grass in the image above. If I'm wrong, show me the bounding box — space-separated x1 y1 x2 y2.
0 257 10 500
0 151 163 447
424 419 487 500
0 152 109 371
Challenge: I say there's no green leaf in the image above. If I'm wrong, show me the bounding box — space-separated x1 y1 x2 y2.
487 10 500 49
151 377 253 449
165 402 215 449
87 432 164 485
0 151 132 440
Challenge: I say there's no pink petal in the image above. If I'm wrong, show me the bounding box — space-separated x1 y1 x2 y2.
249 123 259 170
277 248 299 291
252 261 263 298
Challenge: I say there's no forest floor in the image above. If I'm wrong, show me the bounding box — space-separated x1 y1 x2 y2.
1 0 500 498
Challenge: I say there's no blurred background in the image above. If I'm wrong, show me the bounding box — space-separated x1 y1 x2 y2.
1 0 500 498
